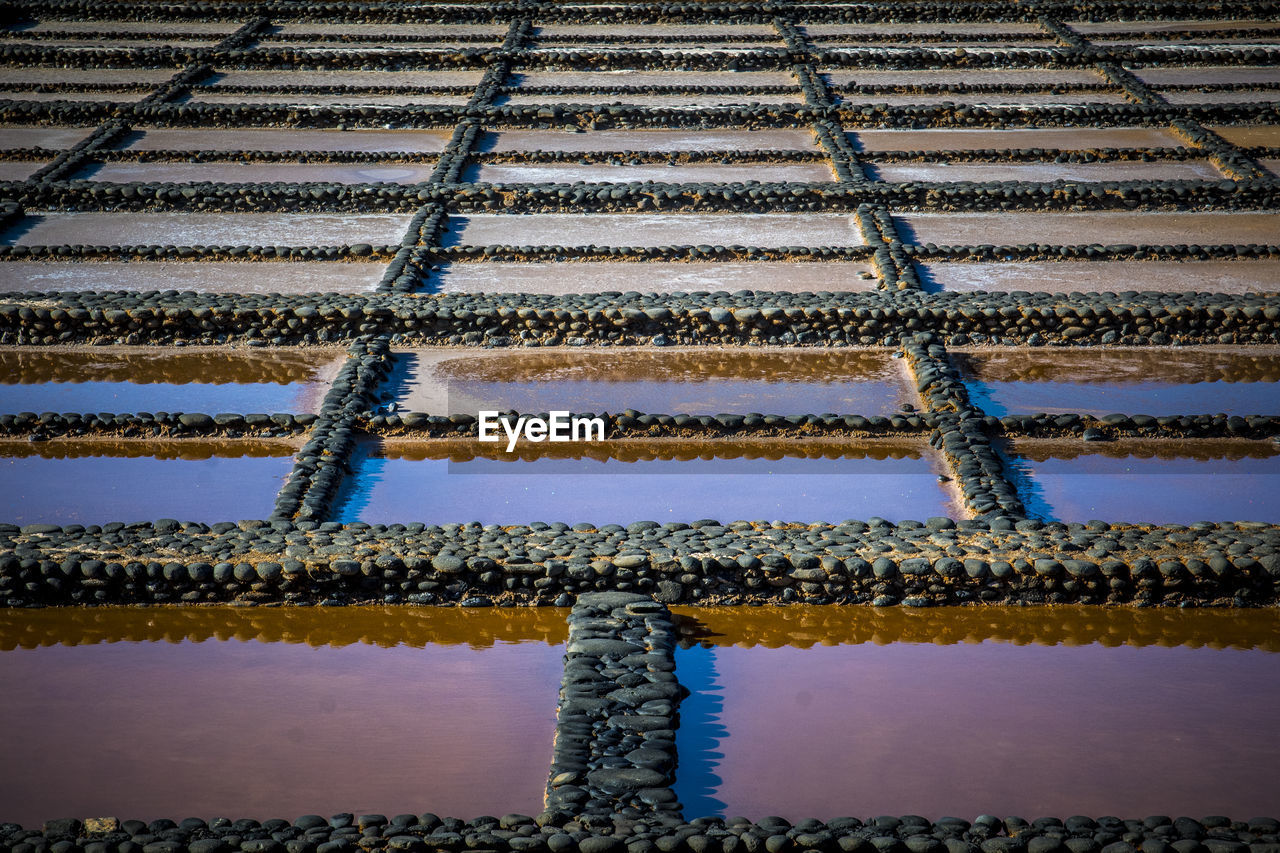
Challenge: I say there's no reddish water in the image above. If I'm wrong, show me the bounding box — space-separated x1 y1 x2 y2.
394 347 915 415
954 347 1280 416
332 438 959 525
0 260 385 294
0 606 566 826
1002 438 1280 524
0 438 300 524
673 605 1280 820
916 259 1280 294
429 261 877 295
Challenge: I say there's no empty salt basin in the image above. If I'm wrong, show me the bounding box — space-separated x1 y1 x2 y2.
75 161 438 185
0 606 565 826
206 70 483 90
494 93 801 107
467 162 833 184
118 127 455 153
427 261 878 295
953 347 1280 416
914 259 1280 294
1206 124 1280 147
0 160 47 181
1135 65 1280 86
896 211 1278 247
0 126 94 151
849 126 1181 152
479 129 818 154
867 159 1221 182
671 605 1280 820
0 345 346 414
0 438 300 524
442 214 865 249
0 260 386 294
331 438 960 525
1 212 412 248
388 347 915 416
1000 438 1280 524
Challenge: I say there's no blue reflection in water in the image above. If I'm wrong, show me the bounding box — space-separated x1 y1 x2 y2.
673 642 728 818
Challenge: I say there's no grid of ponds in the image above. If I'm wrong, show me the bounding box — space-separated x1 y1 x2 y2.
1 0 1279 832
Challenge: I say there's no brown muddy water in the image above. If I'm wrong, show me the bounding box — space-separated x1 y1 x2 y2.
915 259 1280 294
0 345 345 414
443 213 865 248
428 260 877 295
331 438 960 525
0 126 95 150
1 212 411 248
118 127 454 153
952 346 1280 416
849 127 1180 152
1207 124 1280 147
0 260 386 294
389 347 916 415
672 605 1280 820
75 162 438 185
0 606 566 825
867 160 1221 182
479 129 818 153
467 162 834 184
1001 438 1280 524
897 211 1276 246
1135 66 1280 85
0 438 300 524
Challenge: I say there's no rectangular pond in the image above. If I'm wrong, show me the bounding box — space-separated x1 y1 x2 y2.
1135 65 1280 85
331 438 959 526
426 260 878 295
953 346 1280 416
510 71 798 88
466 162 833 184
1001 438 1280 524
119 127 455 153
0 160 46 181
388 347 916 416
0 606 566 826
1206 124 1280 147
443 213 865 249
914 259 1280 294
207 70 483 89
671 604 1280 820
0 260 386 294
0 438 300 524
0 345 346 415
867 160 1221 182
824 69 1106 87
183 92 472 107
836 92 1127 107
494 93 801 107
479 129 818 153
1 212 412 248
0 126 95 151
75 161 438 185
896 211 1277 247
849 127 1182 152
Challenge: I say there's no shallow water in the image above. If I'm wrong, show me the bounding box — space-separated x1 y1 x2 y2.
868 160 1221 182
672 605 1280 819
207 70 481 88
480 129 817 153
510 71 797 88
0 160 46 181
1002 438 1280 523
443 213 864 249
898 210 1277 246
915 259 1280 293
0 126 95 150
0 606 565 825
331 438 958 525
76 161 438 185
824 69 1106 87
849 127 1180 152
1135 65 1280 85
1207 124 1280 147
1158 89 1279 105
837 92 1126 107
428 260 877 295
0 346 345 414
391 347 915 415
2 212 412 248
184 92 472 107
0 90 147 103
0 438 300 524
0 260 386 294
120 127 454 153
954 347 1280 416
495 93 801 107
468 162 834 184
